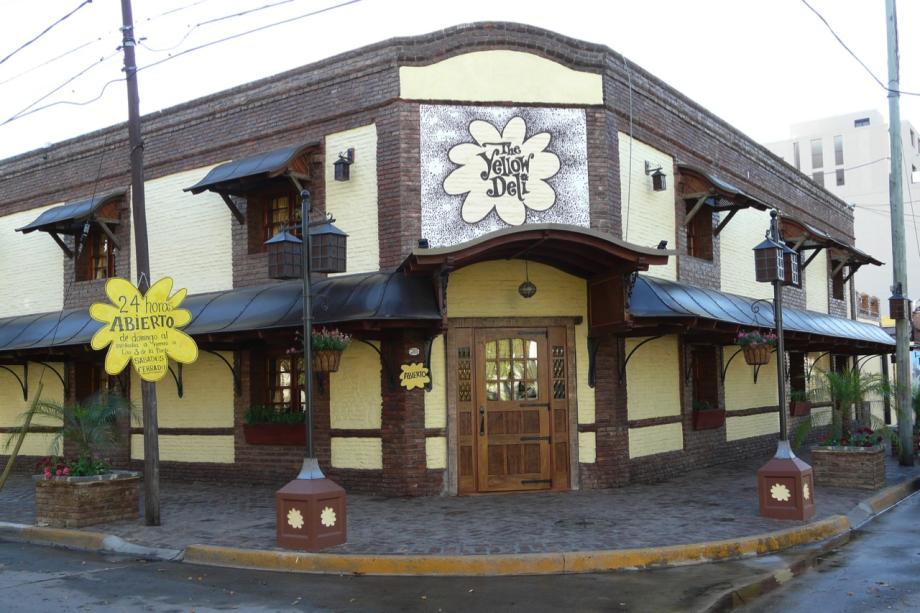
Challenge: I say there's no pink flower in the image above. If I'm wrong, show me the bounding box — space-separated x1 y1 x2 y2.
55 469 62 476
43 472 51 480
62 467 70 476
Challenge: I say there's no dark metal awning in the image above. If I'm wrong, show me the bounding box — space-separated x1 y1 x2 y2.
629 275 894 352
400 224 672 278
0 273 440 354
15 190 126 235
675 164 768 236
780 217 883 272
184 142 317 195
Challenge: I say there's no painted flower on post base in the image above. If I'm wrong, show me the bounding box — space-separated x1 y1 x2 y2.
89 277 198 382
444 116 561 226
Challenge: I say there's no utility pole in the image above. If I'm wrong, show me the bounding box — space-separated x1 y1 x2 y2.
120 0 162 522
885 0 914 466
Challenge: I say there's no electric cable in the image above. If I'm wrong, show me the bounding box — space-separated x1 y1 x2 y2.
0 0 93 68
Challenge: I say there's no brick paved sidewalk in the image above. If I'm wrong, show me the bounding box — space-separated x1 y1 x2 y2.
1 450 917 555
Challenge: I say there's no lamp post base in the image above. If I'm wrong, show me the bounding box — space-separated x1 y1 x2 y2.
276 459 347 551
757 441 816 521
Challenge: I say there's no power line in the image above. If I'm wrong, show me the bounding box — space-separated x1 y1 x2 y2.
0 0 94 68
799 0 920 97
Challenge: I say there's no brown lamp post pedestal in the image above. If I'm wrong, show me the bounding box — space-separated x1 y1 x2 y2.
753 210 816 521
756 442 816 521
276 458 347 550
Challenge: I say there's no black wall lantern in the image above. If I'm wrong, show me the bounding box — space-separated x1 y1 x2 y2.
265 229 302 280
333 148 355 182
310 221 348 273
644 161 667 192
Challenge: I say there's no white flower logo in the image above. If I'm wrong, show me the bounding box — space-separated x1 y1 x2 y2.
287 508 304 530
320 506 337 528
443 116 560 226
803 482 811 501
770 483 791 502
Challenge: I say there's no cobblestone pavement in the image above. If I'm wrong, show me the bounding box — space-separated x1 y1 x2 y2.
1 451 918 555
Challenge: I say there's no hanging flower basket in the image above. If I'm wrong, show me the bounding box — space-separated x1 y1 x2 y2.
313 349 343 373
736 331 777 366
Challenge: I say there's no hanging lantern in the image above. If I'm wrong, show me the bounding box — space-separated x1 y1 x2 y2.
310 222 348 273
782 244 801 288
889 295 911 320
265 229 302 280
753 236 786 283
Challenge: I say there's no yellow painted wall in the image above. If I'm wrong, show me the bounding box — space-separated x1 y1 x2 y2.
719 208 773 300
400 50 603 105
578 432 596 463
130 353 233 428
723 346 778 411
0 204 64 317
130 434 234 463
325 124 379 274
726 412 779 441
618 134 677 281
0 432 60 456
330 342 382 429
424 335 446 429
626 336 681 420
131 166 232 294
805 250 829 313
330 436 382 469
0 362 65 457
425 436 447 469
447 260 594 424
628 423 683 458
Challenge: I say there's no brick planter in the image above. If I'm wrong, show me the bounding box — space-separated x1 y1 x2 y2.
34 470 140 528
810 445 886 490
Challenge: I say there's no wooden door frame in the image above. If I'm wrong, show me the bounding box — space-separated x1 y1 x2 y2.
445 316 580 495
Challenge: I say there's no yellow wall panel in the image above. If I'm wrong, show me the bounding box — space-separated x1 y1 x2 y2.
626 336 681 420
130 353 233 428
447 260 594 424
0 432 60 457
130 434 234 463
719 208 774 300
424 335 446 429
400 50 603 105
628 423 684 458
132 165 232 294
578 431 596 463
723 346 778 411
0 363 65 428
805 250 829 313
0 203 64 317
330 437 382 469
425 436 447 469
330 342 382 429
618 134 676 281
726 412 780 441
325 124 379 274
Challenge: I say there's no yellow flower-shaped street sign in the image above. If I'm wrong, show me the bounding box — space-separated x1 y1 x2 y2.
399 362 431 390
89 277 198 382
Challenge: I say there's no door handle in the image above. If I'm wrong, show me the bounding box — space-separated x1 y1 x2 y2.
479 406 485 436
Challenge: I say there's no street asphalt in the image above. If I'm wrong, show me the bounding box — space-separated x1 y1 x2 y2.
741 491 920 612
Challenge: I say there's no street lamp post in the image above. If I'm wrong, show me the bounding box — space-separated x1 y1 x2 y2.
273 189 348 551
754 210 816 521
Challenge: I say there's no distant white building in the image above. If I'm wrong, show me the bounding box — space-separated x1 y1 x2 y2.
764 110 920 306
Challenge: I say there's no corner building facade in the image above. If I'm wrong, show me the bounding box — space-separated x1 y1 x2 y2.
0 24 893 496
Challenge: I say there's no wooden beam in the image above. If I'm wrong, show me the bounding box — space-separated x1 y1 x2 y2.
792 236 807 251
832 260 847 276
48 232 73 258
684 196 708 225
95 221 121 250
713 208 738 236
219 193 245 225
843 264 862 283
801 246 824 269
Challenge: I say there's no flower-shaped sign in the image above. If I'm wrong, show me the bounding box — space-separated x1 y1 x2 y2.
443 116 560 226
89 277 198 382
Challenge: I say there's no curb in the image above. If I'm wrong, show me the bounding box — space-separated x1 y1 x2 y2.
848 475 920 528
182 515 850 576
0 522 182 561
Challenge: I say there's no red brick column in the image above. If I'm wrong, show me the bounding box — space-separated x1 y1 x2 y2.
580 337 630 488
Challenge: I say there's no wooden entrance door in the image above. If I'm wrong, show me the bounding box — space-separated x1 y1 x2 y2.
474 329 553 492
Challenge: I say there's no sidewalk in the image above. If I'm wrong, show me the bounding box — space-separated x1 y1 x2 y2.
1 449 917 559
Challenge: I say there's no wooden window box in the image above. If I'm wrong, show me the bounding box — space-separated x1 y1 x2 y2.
789 400 811 417
243 423 306 446
692 409 725 431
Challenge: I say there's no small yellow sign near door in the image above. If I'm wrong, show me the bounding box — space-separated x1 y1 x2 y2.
89 277 198 382
399 362 430 390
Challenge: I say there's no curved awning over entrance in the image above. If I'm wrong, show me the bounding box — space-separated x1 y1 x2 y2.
399 224 671 278
0 273 440 355
629 275 894 354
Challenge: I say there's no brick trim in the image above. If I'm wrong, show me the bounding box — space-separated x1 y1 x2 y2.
128 427 234 436
627 415 683 428
329 428 382 437
726 406 779 417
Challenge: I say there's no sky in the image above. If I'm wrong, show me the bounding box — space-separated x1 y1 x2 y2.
0 0 917 162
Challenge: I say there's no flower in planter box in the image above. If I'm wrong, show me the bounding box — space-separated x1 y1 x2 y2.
735 330 778 349
285 328 353 354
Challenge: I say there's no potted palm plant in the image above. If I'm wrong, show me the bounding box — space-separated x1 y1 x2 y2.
5 392 140 528
736 330 777 365
797 369 891 490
